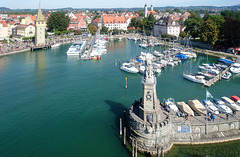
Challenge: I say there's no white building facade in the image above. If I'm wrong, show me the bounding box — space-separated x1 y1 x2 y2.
153 17 180 37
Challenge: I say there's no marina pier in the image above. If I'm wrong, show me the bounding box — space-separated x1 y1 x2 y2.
204 65 232 87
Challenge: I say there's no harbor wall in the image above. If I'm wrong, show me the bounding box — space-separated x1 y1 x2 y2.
129 112 240 155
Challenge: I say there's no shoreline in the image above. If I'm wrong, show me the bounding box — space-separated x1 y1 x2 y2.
0 38 81 58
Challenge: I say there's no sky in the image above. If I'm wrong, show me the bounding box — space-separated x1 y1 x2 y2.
1 0 239 9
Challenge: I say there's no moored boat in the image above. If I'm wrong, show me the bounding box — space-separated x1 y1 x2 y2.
213 99 232 114
120 63 139 73
183 73 205 84
222 96 240 111
164 98 179 113
176 101 194 116
202 100 219 115
230 63 240 73
188 99 207 116
222 71 232 80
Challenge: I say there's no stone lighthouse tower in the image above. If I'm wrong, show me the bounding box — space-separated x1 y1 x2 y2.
128 54 172 155
35 5 46 46
144 4 148 17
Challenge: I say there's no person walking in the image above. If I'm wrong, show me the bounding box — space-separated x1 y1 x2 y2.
226 113 229 120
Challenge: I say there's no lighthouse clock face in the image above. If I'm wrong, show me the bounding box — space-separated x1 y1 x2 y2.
146 91 151 101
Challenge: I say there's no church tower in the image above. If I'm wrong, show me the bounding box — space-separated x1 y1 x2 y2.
144 4 148 17
35 5 46 46
151 5 153 11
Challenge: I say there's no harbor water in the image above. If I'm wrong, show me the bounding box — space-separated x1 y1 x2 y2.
0 39 239 157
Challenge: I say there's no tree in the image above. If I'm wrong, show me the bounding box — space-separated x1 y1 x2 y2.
165 9 173 14
184 19 201 39
221 17 240 48
47 12 70 32
179 31 186 39
173 8 181 13
209 14 225 31
137 9 144 17
200 19 219 45
221 10 240 21
74 30 82 35
203 11 210 21
100 26 108 34
93 15 101 20
88 24 97 35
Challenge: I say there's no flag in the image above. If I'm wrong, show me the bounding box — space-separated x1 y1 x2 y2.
206 89 213 98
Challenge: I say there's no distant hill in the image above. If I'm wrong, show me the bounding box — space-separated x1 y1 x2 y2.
0 7 11 11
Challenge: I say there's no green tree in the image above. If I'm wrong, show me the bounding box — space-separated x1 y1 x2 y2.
203 11 210 21
93 15 101 20
74 30 82 35
129 18 137 27
200 19 219 45
100 26 108 34
137 9 144 17
209 14 225 31
184 19 201 39
179 31 186 39
165 9 173 14
173 8 181 13
221 10 240 21
88 24 97 35
222 17 240 48
47 12 70 32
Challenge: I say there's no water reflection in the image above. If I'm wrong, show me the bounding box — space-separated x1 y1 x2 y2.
0 56 8 72
35 51 46 88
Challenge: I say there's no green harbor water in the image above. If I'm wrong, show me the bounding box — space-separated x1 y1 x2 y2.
0 39 239 157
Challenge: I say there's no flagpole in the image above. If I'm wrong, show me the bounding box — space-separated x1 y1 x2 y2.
206 89 208 135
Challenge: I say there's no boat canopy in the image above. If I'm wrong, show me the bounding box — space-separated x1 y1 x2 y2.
231 96 240 102
137 59 143 63
218 59 233 65
176 54 188 59
176 101 194 116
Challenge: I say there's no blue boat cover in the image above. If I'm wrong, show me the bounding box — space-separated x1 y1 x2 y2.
137 59 143 63
218 59 233 65
176 54 188 59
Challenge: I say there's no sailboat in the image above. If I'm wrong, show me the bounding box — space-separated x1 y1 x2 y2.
183 60 205 84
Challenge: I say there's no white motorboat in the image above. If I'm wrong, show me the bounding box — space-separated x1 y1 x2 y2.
183 73 205 84
202 100 219 115
66 40 86 56
139 43 148 48
222 71 232 79
51 43 60 48
213 99 232 114
198 71 215 78
152 67 161 74
230 63 240 73
139 66 145 74
120 63 139 73
199 64 220 75
153 50 164 57
164 98 179 113
222 96 240 111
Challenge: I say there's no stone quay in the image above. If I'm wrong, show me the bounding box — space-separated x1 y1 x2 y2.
127 54 240 156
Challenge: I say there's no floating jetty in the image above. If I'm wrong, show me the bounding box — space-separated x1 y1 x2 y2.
122 55 240 156
204 66 232 87
30 45 51 51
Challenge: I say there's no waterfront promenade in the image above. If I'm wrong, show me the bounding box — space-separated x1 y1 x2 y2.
0 36 84 57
